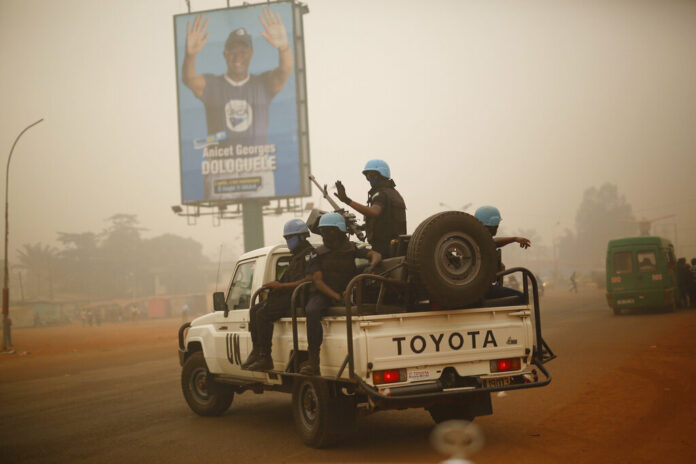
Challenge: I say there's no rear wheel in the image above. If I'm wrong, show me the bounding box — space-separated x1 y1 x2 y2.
292 378 355 448
181 351 234 416
612 306 622 316
407 211 497 308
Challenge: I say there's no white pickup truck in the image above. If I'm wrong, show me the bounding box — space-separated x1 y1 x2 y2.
178 211 555 447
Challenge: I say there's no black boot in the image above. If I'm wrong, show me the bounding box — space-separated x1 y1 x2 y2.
299 348 320 376
247 351 274 371
241 347 261 370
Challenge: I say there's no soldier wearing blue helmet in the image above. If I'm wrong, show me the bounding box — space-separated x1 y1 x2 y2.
474 205 531 301
300 213 382 375
334 159 407 257
243 218 315 371
474 206 531 250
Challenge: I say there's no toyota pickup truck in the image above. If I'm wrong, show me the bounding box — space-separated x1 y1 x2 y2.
178 211 555 447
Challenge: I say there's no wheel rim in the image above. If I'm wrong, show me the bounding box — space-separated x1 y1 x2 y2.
299 382 319 428
434 233 481 286
189 367 212 404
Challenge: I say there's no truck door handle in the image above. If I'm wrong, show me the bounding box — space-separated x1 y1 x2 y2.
239 324 246 329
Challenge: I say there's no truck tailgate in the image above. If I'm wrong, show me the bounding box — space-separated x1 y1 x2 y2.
362 306 533 377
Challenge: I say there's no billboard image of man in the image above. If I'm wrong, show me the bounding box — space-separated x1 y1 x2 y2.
174 3 306 202
182 8 293 146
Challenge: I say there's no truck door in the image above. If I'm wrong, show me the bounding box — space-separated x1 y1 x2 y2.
215 259 257 375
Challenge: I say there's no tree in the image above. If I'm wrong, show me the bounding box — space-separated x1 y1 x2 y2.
16 243 59 299
573 183 635 267
56 232 99 297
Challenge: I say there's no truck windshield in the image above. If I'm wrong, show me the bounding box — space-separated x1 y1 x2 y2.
637 251 657 272
613 252 633 274
227 261 256 310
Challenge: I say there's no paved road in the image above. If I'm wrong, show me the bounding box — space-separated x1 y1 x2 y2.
1 289 695 463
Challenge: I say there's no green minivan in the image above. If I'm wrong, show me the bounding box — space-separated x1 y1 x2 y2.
605 236 678 315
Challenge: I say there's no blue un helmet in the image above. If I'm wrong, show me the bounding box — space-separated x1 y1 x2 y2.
318 212 347 232
362 159 391 179
474 206 502 226
283 218 309 238
283 219 309 252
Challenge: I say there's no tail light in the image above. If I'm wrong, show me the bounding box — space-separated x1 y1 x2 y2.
373 368 407 385
490 358 521 373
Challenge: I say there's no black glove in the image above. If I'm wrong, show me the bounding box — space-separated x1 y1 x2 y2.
334 181 352 204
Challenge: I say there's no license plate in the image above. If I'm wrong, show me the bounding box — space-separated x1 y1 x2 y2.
617 298 635 305
483 376 511 388
408 369 432 381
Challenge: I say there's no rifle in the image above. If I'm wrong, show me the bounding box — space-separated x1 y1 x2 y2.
308 175 366 241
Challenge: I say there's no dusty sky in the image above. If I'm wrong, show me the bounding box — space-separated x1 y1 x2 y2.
1 0 695 265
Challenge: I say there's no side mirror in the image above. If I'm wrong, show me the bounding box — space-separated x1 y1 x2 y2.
213 292 229 317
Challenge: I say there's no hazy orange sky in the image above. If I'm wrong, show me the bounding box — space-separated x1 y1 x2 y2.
1 0 695 267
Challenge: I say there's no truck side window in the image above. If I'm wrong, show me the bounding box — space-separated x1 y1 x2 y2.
227 261 256 310
613 252 633 274
275 256 291 281
636 251 657 272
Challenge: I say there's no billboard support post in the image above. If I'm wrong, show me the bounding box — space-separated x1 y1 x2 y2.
242 199 265 252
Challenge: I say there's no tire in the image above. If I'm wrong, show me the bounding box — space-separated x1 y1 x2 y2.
181 351 234 416
427 403 476 424
407 211 497 308
292 378 355 448
612 306 622 316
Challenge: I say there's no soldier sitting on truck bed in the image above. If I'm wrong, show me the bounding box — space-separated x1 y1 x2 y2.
242 219 315 371
475 206 530 301
301 212 382 376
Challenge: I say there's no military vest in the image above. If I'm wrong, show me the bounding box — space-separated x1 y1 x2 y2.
365 182 406 256
314 241 361 293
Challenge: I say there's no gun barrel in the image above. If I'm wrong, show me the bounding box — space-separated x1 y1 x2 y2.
308 174 342 210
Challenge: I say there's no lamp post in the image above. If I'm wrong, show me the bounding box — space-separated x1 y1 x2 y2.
3 118 44 351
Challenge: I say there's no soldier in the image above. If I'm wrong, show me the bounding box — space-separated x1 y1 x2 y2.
301 213 382 375
242 219 315 371
334 159 406 258
474 205 529 299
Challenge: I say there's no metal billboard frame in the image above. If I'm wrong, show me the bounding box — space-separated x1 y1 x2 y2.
172 0 312 211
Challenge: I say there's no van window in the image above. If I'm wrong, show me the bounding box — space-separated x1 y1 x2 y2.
637 251 657 272
227 260 256 310
613 252 633 274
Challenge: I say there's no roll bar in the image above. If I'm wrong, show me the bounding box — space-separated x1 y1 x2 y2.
287 267 554 383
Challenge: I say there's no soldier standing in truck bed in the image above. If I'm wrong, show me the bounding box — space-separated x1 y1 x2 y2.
334 159 406 258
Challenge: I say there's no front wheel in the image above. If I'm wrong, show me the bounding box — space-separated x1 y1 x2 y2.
292 378 355 448
181 351 234 416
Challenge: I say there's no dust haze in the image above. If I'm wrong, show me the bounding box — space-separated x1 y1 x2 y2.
1 0 695 300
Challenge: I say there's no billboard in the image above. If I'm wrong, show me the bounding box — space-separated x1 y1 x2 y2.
173 1 310 204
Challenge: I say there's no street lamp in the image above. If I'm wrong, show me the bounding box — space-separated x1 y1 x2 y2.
3 118 44 351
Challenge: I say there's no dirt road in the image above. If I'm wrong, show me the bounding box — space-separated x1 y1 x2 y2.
1 289 695 463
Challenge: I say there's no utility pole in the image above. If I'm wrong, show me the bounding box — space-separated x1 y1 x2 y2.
3 118 44 351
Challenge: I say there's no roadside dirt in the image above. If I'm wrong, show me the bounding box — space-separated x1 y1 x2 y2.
480 307 696 463
0 318 183 383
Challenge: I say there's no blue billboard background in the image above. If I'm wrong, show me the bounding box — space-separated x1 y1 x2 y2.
174 2 302 203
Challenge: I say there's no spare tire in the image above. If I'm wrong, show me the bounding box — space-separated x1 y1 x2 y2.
406 211 497 308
